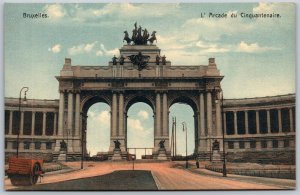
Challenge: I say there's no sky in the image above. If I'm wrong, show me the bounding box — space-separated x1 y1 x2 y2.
4 2 296 156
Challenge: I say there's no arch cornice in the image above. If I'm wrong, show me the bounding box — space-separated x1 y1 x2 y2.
168 91 199 112
124 92 155 112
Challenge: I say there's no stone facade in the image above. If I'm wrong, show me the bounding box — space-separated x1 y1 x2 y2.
4 43 296 164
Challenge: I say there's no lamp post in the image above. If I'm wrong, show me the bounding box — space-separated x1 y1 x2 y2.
182 122 188 168
218 90 227 177
16 87 29 157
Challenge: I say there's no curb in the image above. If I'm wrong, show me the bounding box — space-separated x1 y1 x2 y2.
151 171 162 190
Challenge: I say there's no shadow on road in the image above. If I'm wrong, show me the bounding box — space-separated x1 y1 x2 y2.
9 170 158 191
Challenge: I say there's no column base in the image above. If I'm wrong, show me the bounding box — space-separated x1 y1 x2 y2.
54 140 61 152
72 139 81 153
108 137 127 160
67 139 73 153
57 151 67 162
111 149 123 161
212 150 221 162
153 137 171 160
108 137 126 152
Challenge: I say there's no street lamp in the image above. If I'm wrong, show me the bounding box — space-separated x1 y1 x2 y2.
182 122 188 168
16 87 29 157
217 90 227 177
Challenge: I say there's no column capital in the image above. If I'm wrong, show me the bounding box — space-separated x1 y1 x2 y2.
155 90 168 94
198 90 206 94
68 90 75 93
111 90 124 94
74 89 81 94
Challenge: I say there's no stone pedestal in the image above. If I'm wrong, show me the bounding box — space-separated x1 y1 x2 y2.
212 150 221 162
111 149 122 161
57 151 67 162
157 149 167 160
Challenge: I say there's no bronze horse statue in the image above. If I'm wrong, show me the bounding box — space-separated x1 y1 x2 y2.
148 31 157 44
123 31 131 44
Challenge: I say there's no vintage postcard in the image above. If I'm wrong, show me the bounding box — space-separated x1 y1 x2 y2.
4 2 296 191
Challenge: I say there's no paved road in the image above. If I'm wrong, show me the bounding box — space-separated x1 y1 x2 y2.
10 170 157 191
4 161 295 191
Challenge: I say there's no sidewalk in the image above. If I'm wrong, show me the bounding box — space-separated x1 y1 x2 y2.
189 167 296 189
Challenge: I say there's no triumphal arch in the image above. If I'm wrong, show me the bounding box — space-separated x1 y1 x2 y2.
54 24 223 160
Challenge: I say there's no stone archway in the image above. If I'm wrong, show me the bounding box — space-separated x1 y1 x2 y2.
168 95 199 157
80 95 112 157
54 25 223 161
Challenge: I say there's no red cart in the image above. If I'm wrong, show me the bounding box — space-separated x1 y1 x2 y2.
7 157 44 186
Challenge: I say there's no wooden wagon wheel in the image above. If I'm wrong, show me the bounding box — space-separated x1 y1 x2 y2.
30 163 40 185
9 175 19 186
10 175 30 186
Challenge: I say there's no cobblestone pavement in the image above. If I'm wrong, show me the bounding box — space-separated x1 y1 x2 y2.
4 161 295 190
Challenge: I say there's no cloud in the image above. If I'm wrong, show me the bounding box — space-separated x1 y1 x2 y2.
87 110 110 127
253 2 277 13
86 109 111 155
98 110 110 127
68 41 97 55
138 110 149 120
128 118 144 132
237 41 279 53
48 44 61 53
96 50 103 56
44 4 66 19
72 3 179 21
68 42 119 56
98 44 119 56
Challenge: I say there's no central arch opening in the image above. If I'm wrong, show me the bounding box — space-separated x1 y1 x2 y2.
169 96 197 159
127 102 154 159
86 103 111 157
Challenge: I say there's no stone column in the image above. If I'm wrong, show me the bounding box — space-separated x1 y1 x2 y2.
9 111 13 135
256 111 259 134
54 91 65 152
75 93 80 137
155 93 161 136
67 92 74 152
118 93 124 137
198 93 206 153
67 92 74 135
194 114 199 153
42 112 46 136
245 111 249 134
112 92 117 137
20 111 24 135
233 111 237 135
278 109 282 133
7 142 13 151
267 110 271 133
206 92 212 137
162 92 168 136
31 112 35 136
215 96 222 136
199 93 205 137
223 112 227 135
19 142 24 151
206 92 212 153
30 142 34 150
289 108 293 132
53 112 57 136
58 92 65 136
41 142 46 150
